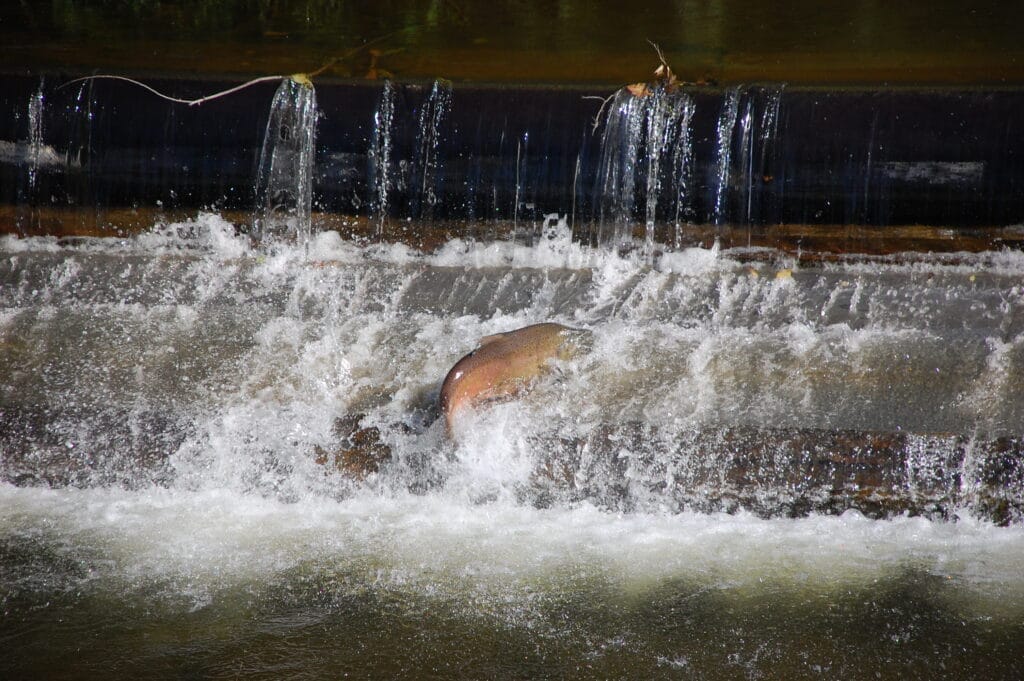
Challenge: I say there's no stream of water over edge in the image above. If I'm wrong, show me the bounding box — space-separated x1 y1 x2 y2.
2 215 1024 679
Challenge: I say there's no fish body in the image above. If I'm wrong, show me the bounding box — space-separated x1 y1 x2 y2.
440 322 591 433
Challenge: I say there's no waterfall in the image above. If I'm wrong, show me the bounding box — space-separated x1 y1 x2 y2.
711 86 742 225
594 87 698 250
3 75 1019 247
27 80 45 195
512 130 549 244
595 89 644 247
645 90 697 251
669 94 696 248
643 90 671 250
253 76 318 244
736 97 755 225
3 226 1023 518
755 85 785 225
758 85 785 177
411 79 452 220
368 80 396 239
707 85 785 229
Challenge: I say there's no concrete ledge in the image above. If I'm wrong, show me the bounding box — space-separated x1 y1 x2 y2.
2 74 1024 247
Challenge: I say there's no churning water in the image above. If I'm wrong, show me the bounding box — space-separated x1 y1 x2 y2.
2 215 1024 678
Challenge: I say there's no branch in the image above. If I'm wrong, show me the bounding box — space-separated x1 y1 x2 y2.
582 93 618 133
58 74 287 106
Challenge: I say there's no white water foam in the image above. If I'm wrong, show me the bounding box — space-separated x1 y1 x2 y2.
3 214 1024 620
2 483 1023 619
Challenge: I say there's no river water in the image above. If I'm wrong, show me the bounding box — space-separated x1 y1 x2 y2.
2 215 1024 678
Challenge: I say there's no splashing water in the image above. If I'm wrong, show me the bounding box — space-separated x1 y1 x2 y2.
2 217 1024 678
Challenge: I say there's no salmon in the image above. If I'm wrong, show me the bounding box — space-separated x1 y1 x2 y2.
440 322 591 433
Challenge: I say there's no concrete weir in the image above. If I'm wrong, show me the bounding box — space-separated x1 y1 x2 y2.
1 73 1024 249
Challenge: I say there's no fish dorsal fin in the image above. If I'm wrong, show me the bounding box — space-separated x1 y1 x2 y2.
478 332 506 346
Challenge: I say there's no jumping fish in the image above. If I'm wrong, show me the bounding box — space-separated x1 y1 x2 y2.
440 322 592 433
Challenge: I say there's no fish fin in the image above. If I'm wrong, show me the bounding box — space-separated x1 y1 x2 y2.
478 332 506 346
473 377 532 406
475 388 526 408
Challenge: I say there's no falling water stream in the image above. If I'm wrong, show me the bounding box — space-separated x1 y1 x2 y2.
253 77 318 244
2 76 1024 679
369 79 396 238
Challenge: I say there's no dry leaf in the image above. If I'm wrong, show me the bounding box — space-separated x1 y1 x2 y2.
626 82 650 97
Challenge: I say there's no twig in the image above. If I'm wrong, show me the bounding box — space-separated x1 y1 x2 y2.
583 93 618 133
54 23 413 105
58 74 286 106
56 26 407 106
308 28 404 79
647 39 669 69
582 39 674 133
